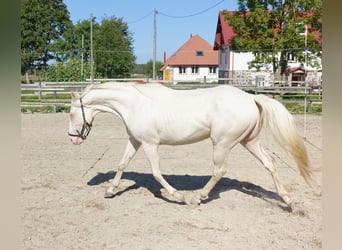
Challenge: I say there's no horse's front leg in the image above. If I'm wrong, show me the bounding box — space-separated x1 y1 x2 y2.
142 143 186 203
187 141 231 205
104 137 141 198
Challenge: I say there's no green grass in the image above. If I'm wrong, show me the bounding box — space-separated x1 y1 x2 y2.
21 90 72 103
282 92 322 101
21 105 70 113
282 102 322 115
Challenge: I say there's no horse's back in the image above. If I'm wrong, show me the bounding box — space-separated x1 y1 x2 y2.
133 83 174 101
134 83 250 102
133 83 258 118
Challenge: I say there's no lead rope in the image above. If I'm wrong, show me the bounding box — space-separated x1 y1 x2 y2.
81 143 85 178
80 145 111 178
265 139 321 195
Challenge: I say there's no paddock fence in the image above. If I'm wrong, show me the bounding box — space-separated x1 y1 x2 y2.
20 79 322 113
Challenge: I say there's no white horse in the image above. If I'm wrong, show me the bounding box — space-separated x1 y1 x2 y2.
68 82 311 209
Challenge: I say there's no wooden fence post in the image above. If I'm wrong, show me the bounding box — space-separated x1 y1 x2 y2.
38 82 42 100
307 88 312 113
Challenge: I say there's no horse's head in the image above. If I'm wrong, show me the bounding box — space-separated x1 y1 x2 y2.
68 92 94 145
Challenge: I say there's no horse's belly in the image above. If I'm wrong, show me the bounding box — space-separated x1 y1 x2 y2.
158 122 210 145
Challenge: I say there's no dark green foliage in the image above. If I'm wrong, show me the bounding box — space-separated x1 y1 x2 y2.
144 60 163 78
21 105 70 113
94 17 136 78
21 2 137 81
21 0 72 74
41 59 93 81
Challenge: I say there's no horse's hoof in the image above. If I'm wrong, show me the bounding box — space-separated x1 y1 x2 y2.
104 191 115 198
160 188 169 197
183 192 201 206
200 195 208 201
285 199 293 211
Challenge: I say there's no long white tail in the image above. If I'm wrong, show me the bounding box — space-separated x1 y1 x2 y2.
254 94 311 184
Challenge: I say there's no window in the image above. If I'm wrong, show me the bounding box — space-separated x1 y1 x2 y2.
196 51 204 56
209 66 217 74
179 67 186 74
191 66 199 74
296 22 307 35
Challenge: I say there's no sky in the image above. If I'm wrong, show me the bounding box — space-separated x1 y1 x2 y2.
63 0 238 64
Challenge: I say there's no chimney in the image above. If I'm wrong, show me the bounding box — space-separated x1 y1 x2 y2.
164 51 166 64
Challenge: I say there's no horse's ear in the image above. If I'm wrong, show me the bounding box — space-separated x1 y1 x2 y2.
71 91 79 100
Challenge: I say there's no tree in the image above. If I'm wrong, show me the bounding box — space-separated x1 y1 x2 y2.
41 59 97 82
224 0 322 78
145 60 163 79
94 16 136 78
21 0 72 75
56 19 100 81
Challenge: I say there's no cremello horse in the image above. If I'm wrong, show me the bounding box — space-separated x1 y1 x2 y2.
68 82 311 209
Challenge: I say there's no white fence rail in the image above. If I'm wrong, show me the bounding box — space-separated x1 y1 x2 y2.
21 80 322 112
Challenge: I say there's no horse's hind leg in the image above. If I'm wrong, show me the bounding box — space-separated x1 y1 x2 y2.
104 137 141 198
241 138 293 208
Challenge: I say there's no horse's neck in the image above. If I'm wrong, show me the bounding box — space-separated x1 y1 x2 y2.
84 87 138 118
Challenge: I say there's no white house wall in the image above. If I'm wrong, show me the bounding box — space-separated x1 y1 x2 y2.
217 48 321 86
229 52 255 71
166 66 218 84
218 48 255 71
226 50 321 71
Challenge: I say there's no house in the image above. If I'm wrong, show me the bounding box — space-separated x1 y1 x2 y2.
285 66 321 87
213 11 322 86
161 35 218 84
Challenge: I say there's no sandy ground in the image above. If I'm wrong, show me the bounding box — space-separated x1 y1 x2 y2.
21 112 322 249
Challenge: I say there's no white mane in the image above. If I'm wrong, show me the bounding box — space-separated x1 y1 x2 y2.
80 82 138 98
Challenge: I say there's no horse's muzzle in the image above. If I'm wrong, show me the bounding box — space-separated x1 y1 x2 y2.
69 135 84 145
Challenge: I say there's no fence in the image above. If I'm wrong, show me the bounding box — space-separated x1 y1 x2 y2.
21 80 322 113
21 81 88 112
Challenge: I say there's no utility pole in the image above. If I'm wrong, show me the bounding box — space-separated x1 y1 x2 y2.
303 23 308 139
153 8 157 80
81 35 84 83
90 14 94 84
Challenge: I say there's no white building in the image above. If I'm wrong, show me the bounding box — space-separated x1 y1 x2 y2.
213 11 322 86
161 35 218 84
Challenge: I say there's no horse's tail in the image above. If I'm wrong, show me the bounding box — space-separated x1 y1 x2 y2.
254 94 311 185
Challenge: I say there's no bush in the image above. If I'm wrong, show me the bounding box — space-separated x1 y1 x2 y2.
21 105 70 113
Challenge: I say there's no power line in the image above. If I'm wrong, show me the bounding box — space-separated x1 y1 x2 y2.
125 0 225 24
127 11 153 24
21 47 316 57
158 0 225 19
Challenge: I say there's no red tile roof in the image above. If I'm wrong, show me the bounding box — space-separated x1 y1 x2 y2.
213 11 236 49
161 35 218 70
